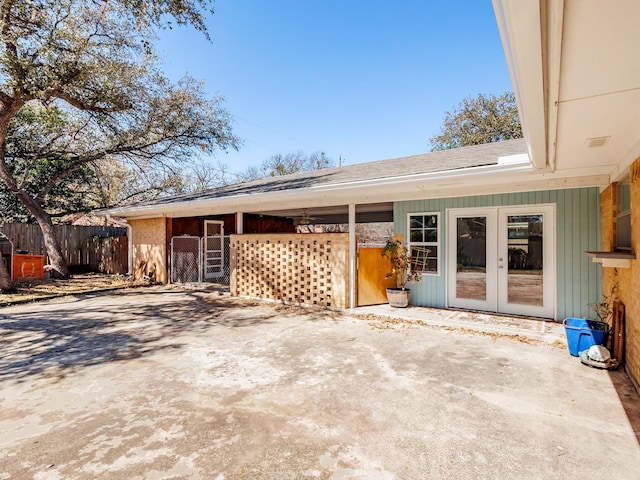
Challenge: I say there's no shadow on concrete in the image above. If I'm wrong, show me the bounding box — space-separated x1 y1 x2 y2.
608 369 640 446
0 288 299 383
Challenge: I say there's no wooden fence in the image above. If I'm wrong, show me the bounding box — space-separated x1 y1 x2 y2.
0 224 128 274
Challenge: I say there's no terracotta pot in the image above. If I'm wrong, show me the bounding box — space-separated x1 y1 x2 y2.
386 288 410 308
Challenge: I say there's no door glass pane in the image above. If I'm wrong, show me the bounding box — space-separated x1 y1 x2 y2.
456 217 486 300
206 222 222 236
507 215 543 306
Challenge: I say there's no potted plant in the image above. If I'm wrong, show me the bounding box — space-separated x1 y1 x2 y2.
381 238 423 308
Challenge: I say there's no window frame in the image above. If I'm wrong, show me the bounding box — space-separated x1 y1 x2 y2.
407 211 441 276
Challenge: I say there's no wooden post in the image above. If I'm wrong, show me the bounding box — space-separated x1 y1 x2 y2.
349 204 356 309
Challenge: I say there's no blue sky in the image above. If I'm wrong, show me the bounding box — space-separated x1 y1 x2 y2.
156 1 512 173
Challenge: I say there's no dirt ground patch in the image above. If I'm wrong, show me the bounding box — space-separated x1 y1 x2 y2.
0 274 145 305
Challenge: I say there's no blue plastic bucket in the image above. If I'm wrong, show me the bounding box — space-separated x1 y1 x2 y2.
563 318 609 356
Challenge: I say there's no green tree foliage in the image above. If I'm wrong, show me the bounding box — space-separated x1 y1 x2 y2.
0 0 239 284
429 92 522 151
0 105 98 222
237 151 334 182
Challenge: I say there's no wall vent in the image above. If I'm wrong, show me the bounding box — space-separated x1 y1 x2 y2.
586 136 610 148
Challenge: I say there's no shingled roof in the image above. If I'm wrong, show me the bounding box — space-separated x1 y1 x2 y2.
121 139 528 210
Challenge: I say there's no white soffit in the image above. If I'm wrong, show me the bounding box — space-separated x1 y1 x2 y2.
494 0 640 178
555 0 640 176
558 1 640 100
555 90 640 173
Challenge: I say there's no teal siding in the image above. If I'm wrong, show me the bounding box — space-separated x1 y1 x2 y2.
394 187 601 320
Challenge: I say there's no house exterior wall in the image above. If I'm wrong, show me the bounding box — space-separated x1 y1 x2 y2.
394 187 601 320
129 217 167 283
127 214 296 285
230 233 349 309
171 214 295 237
601 159 640 388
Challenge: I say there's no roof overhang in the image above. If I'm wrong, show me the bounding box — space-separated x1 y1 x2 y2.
108 154 609 220
493 0 640 182
493 0 550 171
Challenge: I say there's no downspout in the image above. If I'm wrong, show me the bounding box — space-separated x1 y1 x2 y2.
106 214 133 277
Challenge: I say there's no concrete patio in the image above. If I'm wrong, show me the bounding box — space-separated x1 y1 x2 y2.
1 286 639 479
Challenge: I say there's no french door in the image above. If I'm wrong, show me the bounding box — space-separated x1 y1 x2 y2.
446 205 555 318
203 220 224 280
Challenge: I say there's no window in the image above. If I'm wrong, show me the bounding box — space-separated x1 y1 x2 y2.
408 212 440 274
617 177 631 250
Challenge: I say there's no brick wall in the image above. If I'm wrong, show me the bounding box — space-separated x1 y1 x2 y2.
626 159 640 386
230 233 349 309
600 184 615 251
602 158 640 388
129 217 167 283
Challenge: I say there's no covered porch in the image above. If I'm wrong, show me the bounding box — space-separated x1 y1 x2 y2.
169 202 394 310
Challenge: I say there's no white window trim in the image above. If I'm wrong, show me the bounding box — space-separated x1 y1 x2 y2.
407 211 441 276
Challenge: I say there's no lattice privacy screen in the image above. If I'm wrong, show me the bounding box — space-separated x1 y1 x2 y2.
230 233 349 308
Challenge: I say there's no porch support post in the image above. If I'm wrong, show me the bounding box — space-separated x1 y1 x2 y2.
348 203 356 309
236 212 244 234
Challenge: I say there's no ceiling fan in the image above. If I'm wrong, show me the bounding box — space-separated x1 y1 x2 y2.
296 209 323 225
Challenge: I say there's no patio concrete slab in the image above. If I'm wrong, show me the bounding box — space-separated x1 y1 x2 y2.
1 286 639 479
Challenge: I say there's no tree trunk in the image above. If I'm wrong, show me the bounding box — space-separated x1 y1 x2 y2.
35 214 69 279
14 192 70 279
0 257 11 291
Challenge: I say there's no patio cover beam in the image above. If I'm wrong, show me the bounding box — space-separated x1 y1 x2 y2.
349 203 356 309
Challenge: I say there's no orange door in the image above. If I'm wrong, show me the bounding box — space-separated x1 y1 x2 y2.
357 247 395 306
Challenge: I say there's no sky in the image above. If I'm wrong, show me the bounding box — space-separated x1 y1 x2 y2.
155 1 513 174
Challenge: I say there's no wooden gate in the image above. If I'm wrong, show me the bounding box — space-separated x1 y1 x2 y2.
357 245 395 306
